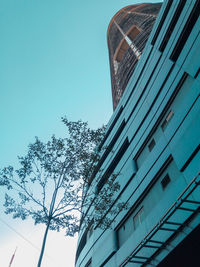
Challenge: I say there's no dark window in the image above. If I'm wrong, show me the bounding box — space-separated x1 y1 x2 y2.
170 0 200 62
97 137 129 193
194 68 200 79
86 224 94 241
161 174 171 189
151 0 173 45
148 139 156 152
85 258 92 267
76 221 94 262
98 106 123 151
89 120 126 185
159 0 186 52
75 231 87 262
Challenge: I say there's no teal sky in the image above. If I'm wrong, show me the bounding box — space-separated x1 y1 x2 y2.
0 0 162 266
1 0 114 167
0 0 162 168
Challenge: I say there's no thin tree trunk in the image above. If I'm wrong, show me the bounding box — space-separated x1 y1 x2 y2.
37 220 51 267
37 172 62 267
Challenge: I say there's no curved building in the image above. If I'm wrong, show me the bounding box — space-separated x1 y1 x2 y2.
75 1 200 267
107 3 161 110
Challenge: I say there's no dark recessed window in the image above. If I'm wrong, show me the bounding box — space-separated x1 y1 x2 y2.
170 0 200 62
86 224 94 241
85 258 92 267
195 68 200 79
97 137 129 193
75 230 87 261
148 139 156 152
98 106 123 151
151 0 173 45
161 174 171 189
159 0 186 52
161 110 174 131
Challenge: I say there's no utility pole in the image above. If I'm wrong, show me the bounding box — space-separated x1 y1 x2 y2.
9 247 17 267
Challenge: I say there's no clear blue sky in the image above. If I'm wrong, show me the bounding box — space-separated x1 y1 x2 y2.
0 0 162 266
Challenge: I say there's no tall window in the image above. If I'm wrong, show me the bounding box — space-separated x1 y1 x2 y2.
117 206 144 247
161 110 174 131
133 207 144 230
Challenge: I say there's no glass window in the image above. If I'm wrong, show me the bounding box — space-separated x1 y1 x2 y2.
133 207 144 230
86 224 94 241
161 174 171 190
148 139 156 152
85 258 92 267
161 110 174 131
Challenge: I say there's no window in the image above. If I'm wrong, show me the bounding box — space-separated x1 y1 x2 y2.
117 206 144 247
148 139 156 152
85 258 92 267
133 207 144 230
170 0 200 62
86 224 94 241
161 110 174 131
97 137 129 193
88 108 124 186
93 120 126 182
75 231 87 262
151 0 173 45
194 68 200 79
98 106 123 151
76 221 94 262
159 0 186 52
161 174 171 189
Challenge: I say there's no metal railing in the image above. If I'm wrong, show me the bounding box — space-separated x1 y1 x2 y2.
119 172 200 266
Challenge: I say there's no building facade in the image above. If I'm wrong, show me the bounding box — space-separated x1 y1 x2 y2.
75 1 200 266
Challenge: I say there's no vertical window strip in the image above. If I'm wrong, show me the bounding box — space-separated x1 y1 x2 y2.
161 110 174 131
151 0 173 45
148 139 156 152
133 207 144 230
97 137 129 193
159 0 186 52
170 0 200 62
